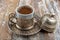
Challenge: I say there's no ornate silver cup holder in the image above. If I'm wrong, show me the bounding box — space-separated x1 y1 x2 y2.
8 13 41 36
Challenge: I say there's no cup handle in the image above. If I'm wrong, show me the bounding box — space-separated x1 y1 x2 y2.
9 13 17 24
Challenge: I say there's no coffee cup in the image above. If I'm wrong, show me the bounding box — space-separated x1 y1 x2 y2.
15 5 34 30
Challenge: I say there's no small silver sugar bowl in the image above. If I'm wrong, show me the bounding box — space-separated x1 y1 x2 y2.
40 14 57 32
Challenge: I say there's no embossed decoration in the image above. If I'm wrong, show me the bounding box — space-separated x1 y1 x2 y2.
8 13 41 36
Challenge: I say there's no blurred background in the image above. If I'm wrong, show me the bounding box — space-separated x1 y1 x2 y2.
0 0 60 40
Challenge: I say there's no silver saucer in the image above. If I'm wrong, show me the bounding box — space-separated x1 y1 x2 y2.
8 13 41 36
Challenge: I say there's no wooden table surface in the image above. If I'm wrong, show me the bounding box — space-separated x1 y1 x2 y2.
0 0 60 40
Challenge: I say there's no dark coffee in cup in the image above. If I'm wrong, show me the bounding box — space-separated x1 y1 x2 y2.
18 6 32 14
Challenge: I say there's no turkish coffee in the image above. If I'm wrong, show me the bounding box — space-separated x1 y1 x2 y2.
18 6 33 14
15 5 34 30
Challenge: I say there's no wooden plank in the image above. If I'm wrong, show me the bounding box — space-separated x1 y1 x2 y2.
0 0 19 40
